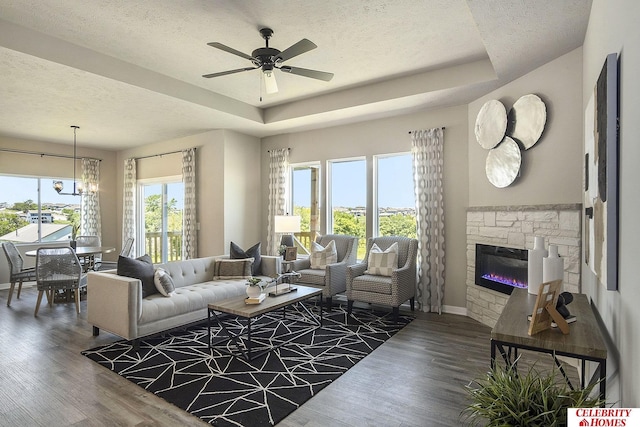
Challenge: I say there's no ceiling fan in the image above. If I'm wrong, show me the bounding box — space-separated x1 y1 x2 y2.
202 28 334 94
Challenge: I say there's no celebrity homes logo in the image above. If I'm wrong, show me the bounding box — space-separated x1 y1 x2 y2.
568 408 639 426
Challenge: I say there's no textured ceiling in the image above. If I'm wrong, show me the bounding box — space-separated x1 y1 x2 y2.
0 0 591 150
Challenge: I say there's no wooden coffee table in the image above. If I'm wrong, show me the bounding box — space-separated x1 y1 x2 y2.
207 284 323 361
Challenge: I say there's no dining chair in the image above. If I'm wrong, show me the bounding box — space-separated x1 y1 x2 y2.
2 242 37 306
34 247 87 316
98 237 135 270
76 235 101 270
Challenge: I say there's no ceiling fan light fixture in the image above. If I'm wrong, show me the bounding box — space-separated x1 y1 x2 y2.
264 70 278 94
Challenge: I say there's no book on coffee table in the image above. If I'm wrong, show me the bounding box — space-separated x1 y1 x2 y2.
245 294 266 304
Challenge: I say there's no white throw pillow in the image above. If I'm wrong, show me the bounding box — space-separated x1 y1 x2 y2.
310 240 338 269
154 268 176 297
365 242 399 276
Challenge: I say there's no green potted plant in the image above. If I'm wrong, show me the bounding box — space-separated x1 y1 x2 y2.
462 360 604 426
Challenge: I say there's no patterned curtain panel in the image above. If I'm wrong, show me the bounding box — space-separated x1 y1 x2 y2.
267 148 289 255
411 128 445 313
182 148 197 260
80 158 101 238
122 158 137 257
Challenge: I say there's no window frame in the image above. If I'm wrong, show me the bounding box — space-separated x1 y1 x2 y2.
326 156 367 235
373 151 415 238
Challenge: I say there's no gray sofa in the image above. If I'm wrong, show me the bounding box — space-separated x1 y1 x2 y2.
87 255 280 343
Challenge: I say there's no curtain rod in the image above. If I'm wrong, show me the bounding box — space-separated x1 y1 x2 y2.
408 127 445 134
267 147 290 153
0 147 101 161
134 147 196 160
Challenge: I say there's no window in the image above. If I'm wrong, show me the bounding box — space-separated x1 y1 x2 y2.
374 153 416 238
328 158 366 258
139 179 184 263
291 163 320 253
0 175 80 243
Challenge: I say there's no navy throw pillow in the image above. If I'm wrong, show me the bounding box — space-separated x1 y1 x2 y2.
117 254 156 298
230 242 262 276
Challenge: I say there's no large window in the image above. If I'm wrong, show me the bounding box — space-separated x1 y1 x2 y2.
0 175 80 243
374 153 416 238
139 179 184 263
328 158 367 258
291 163 320 254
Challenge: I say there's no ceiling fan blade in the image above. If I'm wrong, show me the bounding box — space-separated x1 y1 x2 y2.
275 39 317 62
202 67 257 78
280 66 334 82
264 71 278 94
207 42 255 62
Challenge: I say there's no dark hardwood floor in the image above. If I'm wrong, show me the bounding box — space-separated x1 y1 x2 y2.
0 285 565 426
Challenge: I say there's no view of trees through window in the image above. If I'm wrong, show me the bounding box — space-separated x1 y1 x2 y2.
375 153 416 239
292 154 416 260
141 182 183 263
0 175 81 243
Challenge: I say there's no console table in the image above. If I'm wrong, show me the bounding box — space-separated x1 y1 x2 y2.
491 288 607 400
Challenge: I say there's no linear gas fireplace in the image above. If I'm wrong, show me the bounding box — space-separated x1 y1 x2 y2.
475 244 528 295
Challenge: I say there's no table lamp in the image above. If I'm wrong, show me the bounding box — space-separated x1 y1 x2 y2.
274 215 301 247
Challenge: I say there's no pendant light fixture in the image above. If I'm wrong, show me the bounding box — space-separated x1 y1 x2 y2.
53 125 83 196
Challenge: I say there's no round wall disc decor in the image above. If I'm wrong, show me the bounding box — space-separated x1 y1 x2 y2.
475 99 507 149
485 136 521 188
509 94 546 149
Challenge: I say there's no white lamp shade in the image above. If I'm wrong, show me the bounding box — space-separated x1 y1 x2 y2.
274 215 301 233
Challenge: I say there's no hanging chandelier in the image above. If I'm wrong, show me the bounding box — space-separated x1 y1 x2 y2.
53 125 83 196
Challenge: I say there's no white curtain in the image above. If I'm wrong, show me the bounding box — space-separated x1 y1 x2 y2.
122 158 137 257
411 128 445 313
267 148 289 255
80 158 101 238
182 148 197 259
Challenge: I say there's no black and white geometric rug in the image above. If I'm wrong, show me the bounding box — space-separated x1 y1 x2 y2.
82 304 412 427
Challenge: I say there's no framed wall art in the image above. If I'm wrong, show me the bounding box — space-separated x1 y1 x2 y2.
584 52 619 291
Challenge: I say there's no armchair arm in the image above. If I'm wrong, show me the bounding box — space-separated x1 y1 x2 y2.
391 263 417 304
346 262 368 288
324 261 348 295
87 271 142 340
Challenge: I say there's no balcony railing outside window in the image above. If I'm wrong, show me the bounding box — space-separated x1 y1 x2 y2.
145 231 182 263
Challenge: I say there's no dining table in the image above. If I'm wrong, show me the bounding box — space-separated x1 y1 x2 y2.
25 245 116 302
25 246 116 271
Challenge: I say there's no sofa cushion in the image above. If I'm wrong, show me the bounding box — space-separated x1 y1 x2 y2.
213 258 253 279
117 254 156 297
230 241 262 275
154 268 175 297
310 240 337 269
365 242 398 276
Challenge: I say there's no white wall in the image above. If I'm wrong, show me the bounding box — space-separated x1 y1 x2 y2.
468 47 584 207
582 0 640 407
261 105 470 310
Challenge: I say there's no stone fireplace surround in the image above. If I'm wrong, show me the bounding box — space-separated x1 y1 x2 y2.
466 204 581 327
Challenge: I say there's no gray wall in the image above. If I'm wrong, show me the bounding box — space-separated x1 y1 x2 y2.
468 47 584 207
582 0 640 407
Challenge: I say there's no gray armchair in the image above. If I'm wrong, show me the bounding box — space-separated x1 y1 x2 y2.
346 236 418 321
292 234 358 310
